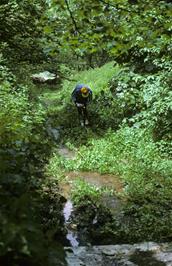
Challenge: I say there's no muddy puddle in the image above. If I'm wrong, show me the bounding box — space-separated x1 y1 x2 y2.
58 146 123 198
58 146 123 247
61 171 123 247
60 171 123 199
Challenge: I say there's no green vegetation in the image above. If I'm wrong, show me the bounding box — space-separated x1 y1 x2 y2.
71 178 114 205
1 0 172 264
0 60 66 265
41 61 118 112
46 59 172 242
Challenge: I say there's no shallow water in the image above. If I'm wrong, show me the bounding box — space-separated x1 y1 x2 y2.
63 199 79 247
61 171 123 247
63 200 73 222
59 147 123 247
67 171 123 190
66 230 79 248
60 171 123 199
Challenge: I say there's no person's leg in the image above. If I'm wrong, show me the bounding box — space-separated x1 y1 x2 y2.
83 105 89 125
77 106 84 126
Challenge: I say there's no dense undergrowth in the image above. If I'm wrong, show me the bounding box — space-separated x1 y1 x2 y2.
0 60 67 265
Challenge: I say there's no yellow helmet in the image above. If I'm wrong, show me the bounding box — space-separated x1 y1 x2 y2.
81 87 89 97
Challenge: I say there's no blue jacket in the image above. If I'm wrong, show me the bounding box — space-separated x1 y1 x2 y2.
71 84 92 104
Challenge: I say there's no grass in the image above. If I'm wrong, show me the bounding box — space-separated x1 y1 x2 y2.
47 126 172 180
44 60 172 181
40 61 120 113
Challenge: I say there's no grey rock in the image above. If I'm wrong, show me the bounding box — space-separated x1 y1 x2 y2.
102 248 117 256
31 71 58 84
133 242 161 252
155 252 172 263
58 146 76 160
118 259 137 266
64 242 172 266
46 126 60 142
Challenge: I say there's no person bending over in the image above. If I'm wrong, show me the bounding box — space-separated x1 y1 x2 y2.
71 84 92 126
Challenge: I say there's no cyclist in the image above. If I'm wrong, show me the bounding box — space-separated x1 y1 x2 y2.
71 84 92 126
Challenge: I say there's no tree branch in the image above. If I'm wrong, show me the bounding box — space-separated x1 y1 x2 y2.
64 0 80 34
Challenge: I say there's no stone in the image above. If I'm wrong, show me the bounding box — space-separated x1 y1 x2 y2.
155 252 172 264
102 248 117 256
31 71 58 84
64 243 172 266
133 242 161 252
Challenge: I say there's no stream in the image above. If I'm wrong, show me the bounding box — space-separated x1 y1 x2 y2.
63 199 79 248
62 174 122 248
58 146 123 248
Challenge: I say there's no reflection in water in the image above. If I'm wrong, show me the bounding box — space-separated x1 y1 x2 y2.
63 200 73 222
60 168 123 247
64 171 123 192
63 200 79 247
66 230 79 247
